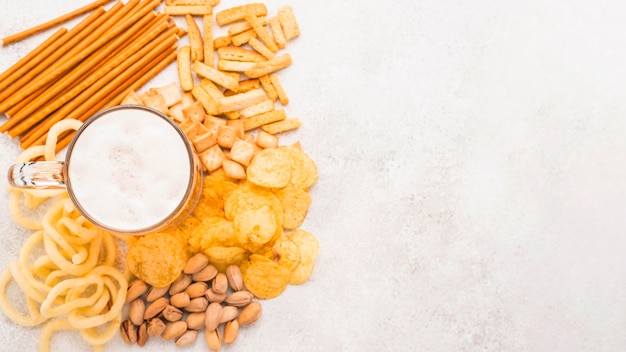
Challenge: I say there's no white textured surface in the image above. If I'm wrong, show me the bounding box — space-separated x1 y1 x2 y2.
2 0 626 351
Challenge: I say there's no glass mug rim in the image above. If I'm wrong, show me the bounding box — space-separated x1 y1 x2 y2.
11 105 202 235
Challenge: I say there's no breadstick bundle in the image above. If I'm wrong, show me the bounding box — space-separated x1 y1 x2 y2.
0 0 183 152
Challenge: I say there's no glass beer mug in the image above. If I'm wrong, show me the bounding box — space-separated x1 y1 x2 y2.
8 106 203 235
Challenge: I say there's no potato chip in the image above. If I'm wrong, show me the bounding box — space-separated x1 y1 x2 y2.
271 236 301 272
287 229 319 285
192 175 238 219
126 232 188 287
234 205 280 252
246 147 292 188
170 215 202 249
273 185 311 230
242 254 291 299
224 182 283 227
188 216 238 253
289 258 315 285
204 246 248 273
280 145 318 190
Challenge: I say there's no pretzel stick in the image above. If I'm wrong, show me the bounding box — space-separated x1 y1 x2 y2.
18 12 167 140
0 7 106 115
1 0 115 46
94 12 168 67
0 28 66 92
61 12 167 108
20 23 177 148
17 24 176 145
0 8 112 129
4 0 160 137
52 50 178 152
0 1 134 119
9 73 62 113
13 11 158 126
21 31 178 148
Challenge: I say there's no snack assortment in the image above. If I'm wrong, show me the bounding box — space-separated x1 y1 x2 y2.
0 1 320 351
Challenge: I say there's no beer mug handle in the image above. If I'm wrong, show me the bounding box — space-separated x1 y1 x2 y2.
7 161 67 189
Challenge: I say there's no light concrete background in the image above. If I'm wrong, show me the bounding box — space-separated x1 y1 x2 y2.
1 0 626 351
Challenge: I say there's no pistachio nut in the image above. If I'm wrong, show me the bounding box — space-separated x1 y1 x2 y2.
204 302 222 331
137 321 148 347
144 297 168 320
205 328 222 351
212 273 228 295
162 321 188 340
192 264 218 282
223 319 239 345
129 299 146 326
170 292 191 308
226 265 244 291
162 305 184 322
204 288 226 303
126 280 148 302
169 273 192 295
175 329 199 347
185 297 209 313
225 291 253 307
147 317 166 338
220 305 239 323
146 284 170 302
183 253 210 274
186 282 209 298
238 301 262 326
120 319 137 345
185 312 206 330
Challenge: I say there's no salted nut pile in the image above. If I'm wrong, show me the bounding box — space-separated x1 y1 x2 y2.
121 253 262 349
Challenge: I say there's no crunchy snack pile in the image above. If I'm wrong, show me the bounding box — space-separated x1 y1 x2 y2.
119 1 320 350
0 1 320 351
123 1 302 177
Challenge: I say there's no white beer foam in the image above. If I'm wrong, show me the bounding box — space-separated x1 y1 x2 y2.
68 108 191 231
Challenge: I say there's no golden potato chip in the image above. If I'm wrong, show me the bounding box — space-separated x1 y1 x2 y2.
289 258 315 285
234 205 279 251
242 254 291 299
204 246 248 273
271 236 301 272
246 147 292 188
188 216 238 253
224 182 283 227
239 259 251 278
170 215 202 249
273 185 312 230
192 175 238 219
287 229 319 285
127 232 188 287
280 145 318 190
